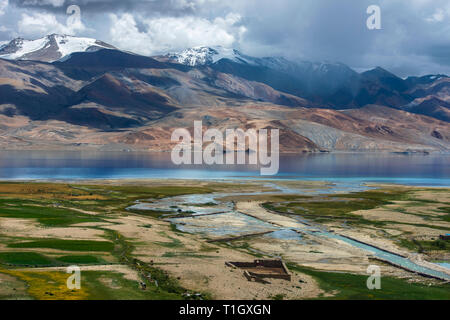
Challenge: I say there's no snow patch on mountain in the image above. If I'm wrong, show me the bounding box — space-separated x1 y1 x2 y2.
0 37 48 60
168 46 255 66
54 35 111 57
428 75 446 81
0 34 115 62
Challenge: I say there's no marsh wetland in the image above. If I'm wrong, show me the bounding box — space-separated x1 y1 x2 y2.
0 179 449 300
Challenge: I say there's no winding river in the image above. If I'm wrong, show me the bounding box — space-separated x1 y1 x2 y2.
129 180 450 281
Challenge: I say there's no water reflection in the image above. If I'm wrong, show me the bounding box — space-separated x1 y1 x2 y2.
0 151 448 185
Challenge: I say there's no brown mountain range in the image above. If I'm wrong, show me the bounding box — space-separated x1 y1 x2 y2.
0 41 448 154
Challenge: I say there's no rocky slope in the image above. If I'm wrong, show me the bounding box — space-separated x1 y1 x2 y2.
166 47 450 119
0 36 448 153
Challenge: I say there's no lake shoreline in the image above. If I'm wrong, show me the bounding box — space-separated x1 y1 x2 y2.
0 150 448 186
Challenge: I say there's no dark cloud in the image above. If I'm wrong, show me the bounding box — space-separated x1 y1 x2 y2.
10 0 197 15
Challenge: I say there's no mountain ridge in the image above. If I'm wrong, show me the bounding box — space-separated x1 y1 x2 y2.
0 34 116 62
0 34 448 153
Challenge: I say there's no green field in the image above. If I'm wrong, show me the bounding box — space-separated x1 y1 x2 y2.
0 203 104 227
8 240 115 252
0 252 53 266
288 264 450 300
56 255 103 264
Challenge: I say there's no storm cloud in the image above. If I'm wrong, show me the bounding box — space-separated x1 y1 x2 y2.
1 0 450 76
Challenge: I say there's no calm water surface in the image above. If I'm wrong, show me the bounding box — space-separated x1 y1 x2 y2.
0 151 448 186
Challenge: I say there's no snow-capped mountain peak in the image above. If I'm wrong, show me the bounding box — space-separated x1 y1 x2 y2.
167 46 354 77
0 34 116 62
167 46 253 66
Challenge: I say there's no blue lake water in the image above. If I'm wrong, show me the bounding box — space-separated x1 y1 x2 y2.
0 151 449 186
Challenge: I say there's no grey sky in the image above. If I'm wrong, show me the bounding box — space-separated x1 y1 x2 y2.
1 0 449 76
